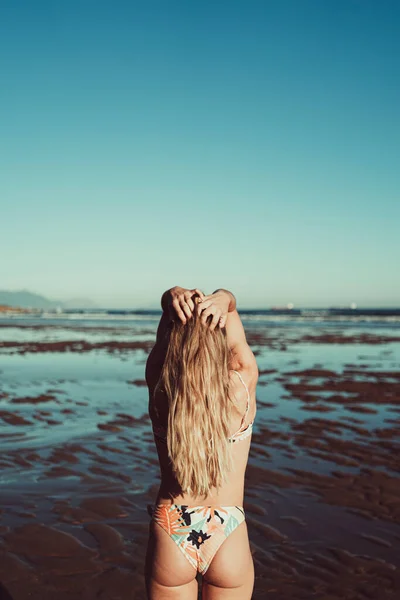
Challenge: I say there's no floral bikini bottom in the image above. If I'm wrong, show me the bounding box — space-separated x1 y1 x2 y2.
150 504 246 575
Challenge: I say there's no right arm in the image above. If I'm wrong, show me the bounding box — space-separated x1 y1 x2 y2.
197 290 258 382
225 309 258 383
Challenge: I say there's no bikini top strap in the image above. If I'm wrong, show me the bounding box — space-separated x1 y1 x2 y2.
231 370 250 426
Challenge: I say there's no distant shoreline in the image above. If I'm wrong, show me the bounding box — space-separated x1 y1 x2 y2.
0 304 30 314
2 306 400 318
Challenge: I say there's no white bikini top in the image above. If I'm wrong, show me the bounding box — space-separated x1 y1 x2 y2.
227 370 253 442
152 369 254 444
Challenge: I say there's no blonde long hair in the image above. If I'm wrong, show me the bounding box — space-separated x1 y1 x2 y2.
156 307 234 498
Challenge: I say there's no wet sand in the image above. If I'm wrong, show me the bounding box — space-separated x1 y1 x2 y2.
0 321 399 599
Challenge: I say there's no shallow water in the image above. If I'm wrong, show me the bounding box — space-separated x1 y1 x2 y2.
0 316 399 599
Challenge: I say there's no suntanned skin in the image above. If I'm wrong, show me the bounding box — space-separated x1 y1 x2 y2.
145 288 258 600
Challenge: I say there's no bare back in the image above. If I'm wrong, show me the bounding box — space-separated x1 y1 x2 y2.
145 309 258 506
145 305 258 599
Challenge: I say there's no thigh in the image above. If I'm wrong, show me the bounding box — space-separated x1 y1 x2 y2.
145 520 198 600
202 521 254 600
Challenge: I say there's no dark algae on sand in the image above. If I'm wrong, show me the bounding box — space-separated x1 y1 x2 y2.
0 314 399 598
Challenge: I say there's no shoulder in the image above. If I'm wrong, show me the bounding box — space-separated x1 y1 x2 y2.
225 310 258 386
230 358 258 400
238 358 258 393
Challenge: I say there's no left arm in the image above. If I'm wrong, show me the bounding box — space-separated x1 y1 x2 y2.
161 286 205 324
147 286 201 381
156 285 205 343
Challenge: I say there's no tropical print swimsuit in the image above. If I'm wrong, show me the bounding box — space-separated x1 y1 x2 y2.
150 504 246 574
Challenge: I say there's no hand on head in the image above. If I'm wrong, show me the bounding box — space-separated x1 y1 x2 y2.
196 290 230 331
167 286 205 324
168 287 230 331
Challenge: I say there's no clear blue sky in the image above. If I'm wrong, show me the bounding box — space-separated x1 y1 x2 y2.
1 0 399 308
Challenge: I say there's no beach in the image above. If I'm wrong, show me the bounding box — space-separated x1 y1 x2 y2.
0 313 399 599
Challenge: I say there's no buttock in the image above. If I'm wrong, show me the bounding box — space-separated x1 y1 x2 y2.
149 504 246 574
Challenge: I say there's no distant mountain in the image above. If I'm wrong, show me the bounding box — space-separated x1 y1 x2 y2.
0 290 96 310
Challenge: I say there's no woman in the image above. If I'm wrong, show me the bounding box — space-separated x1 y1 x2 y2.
145 286 258 599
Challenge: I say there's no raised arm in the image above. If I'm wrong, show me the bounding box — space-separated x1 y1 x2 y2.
161 286 205 324
196 289 258 380
196 289 236 330
225 309 258 379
